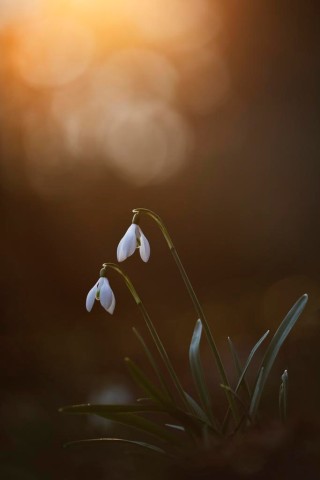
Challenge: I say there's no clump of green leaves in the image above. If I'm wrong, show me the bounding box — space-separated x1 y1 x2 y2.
60 209 308 459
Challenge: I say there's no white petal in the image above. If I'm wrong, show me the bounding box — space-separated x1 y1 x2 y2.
139 228 150 262
86 280 99 312
99 277 113 311
117 224 138 262
106 290 116 315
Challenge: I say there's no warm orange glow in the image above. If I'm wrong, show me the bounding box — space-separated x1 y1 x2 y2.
14 18 95 87
4 0 229 187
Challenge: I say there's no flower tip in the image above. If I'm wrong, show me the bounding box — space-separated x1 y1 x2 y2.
106 293 116 315
139 229 150 262
116 252 126 262
86 286 97 312
107 304 115 315
85 299 94 312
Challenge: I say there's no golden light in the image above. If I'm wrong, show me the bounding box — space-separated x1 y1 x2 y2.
179 48 230 115
103 99 192 185
0 0 42 29
14 17 95 87
96 48 178 102
3 0 228 188
125 0 219 46
50 48 191 185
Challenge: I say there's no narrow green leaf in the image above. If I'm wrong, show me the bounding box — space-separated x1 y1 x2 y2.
103 414 178 444
60 404 177 444
222 331 269 433
228 337 251 397
64 437 168 455
125 357 172 408
136 302 192 413
181 392 221 436
124 358 217 438
189 319 218 429
248 366 264 419
59 403 165 415
234 330 270 394
165 424 185 432
220 384 253 425
202 424 211 451
279 369 288 423
132 327 173 402
282 370 288 416
249 294 307 420
183 391 211 424
171 406 219 438
279 384 284 421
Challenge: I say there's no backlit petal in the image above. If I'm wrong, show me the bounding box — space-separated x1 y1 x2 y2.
86 280 98 312
139 228 150 262
106 290 116 315
117 224 138 262
99 277 113 311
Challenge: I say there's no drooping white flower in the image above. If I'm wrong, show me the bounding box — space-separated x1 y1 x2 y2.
86 276 116 314
117 223 150 262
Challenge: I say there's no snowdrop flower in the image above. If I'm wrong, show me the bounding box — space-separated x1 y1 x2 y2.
117 223 150 263
86 276 116 314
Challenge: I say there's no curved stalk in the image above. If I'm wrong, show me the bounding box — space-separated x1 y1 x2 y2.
102 263 192 413
132 208 239 423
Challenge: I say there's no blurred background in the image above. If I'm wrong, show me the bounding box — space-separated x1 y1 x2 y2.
1 0 320 478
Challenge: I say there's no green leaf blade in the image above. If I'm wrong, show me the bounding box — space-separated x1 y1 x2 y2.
279 369 288 423
60 404 178 444
249 294 307 420
125 357 172 408
234 330 270 394
222 330 270 434
189 319 217 429
59 403 165 415
183 391 210 424
228 336 251 397
64 437 168 455
132 327 173 403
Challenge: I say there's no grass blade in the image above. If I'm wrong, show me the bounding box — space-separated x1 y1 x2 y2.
279 369 288 423
60 404 177 444
105 414 178 444
59 404 165 415
220 384 253 425
137 302 192 413
228 337 251 397
234 330 270 394
279 384 284 422
64 437 168 455
165 424 185 432
183 391 211 424
124 358 210 439
248 366 264 420
249 294 307 420
189 319 218 429
222 330 270 433
125 357 172 408
132 327 174 402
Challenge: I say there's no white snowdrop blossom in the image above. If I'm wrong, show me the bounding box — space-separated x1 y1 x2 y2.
117 223 150 263
86 276 116 314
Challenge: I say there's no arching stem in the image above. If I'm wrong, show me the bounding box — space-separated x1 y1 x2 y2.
132 208 239 423
103 263 192 413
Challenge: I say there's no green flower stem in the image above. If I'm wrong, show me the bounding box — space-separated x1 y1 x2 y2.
103 263 192 413
132 208 239 424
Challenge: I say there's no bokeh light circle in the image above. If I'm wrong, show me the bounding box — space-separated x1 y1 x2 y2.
14 17 95 88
